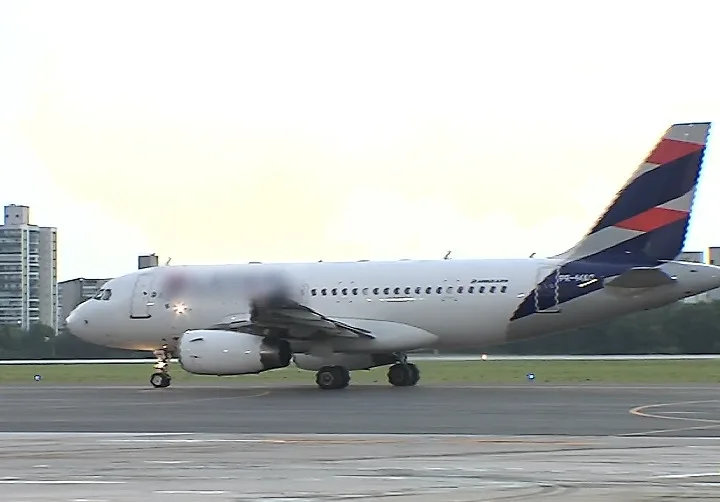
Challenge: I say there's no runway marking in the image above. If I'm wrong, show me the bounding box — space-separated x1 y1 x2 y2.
144 460 190 464
621 423 720 437
0 432 191 437
630 399 720 424
626 399 720 436
652 472 720 479
155 490 228 495
105 438 410 445
448 438 593 446
0 480 125 484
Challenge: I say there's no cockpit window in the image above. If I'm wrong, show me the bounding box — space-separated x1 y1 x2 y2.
101 289 112 300
93 289 104 300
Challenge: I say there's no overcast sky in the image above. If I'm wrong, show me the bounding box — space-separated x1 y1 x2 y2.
2 0 720 281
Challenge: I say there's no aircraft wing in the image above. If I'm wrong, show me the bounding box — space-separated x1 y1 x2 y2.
203 297 375 340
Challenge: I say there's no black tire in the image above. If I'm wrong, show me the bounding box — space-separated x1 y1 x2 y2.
407 363 420 386
150 372 171 388
316 366 350 390
388 363 418 387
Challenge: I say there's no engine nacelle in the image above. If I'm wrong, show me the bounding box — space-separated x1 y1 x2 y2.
177 330 292 375
293 353 398 371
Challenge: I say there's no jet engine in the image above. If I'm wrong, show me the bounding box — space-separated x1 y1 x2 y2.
177 330 292 375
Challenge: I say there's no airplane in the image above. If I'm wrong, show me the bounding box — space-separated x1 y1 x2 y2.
66 121 720 391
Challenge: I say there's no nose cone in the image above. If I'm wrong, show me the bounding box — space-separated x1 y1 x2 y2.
65 305 89 339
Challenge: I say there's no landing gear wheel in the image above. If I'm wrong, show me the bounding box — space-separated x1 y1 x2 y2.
315 365 350 390
150 372 171 388
150 345 173 388
407 363 420 385
388 363 420 387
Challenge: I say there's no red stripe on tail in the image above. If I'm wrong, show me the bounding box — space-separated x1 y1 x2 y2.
646 138 703 165
614 207 688 233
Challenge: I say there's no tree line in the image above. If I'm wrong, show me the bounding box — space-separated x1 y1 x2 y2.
490 299 720 355
1 299 720 359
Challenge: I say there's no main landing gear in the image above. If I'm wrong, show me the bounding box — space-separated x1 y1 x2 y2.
315 366 351 390
314 360 420 390
150 346 172 388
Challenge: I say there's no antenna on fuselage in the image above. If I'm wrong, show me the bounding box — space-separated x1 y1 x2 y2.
444 251 452 260
165 257 172 266
529 252 536 258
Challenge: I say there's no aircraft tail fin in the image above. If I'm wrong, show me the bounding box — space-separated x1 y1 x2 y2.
553 122 711 265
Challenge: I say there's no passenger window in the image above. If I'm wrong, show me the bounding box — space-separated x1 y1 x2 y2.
436 287 442 294
321 288 327 296
457 286 464 293
373 287 379 295
490 286 496 293
478 286 485 293
447 286 453 294
425 287 431 294
352 288 358 295
501 285 507 293
468 286 475 293
331 288 337 295
383 287 390 295
342 288 348 295
415 287 421 294
102 289 112 300
404 287 410 295
311 289 317 296
362 287 368 295
394 287 400 295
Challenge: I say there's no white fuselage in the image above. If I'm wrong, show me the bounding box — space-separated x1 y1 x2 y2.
66 257 720 354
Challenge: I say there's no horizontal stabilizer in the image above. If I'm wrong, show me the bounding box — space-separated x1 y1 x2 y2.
604 267 676 289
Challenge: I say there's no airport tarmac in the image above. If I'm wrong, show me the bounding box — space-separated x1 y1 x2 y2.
2 383 720 500
1 383 720 436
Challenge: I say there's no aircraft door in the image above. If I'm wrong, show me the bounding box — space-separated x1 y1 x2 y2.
534 265 561 313
130 273 155 319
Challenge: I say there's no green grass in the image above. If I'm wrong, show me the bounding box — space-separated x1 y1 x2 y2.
2 360 720 385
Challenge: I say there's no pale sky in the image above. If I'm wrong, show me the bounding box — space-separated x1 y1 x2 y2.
2 0 720 281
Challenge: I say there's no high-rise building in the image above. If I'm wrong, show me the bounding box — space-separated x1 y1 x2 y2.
0 204 58 333
58 277 112 332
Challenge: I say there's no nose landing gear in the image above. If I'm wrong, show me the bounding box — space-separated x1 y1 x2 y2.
387 363 420 387
150 346 172 388
387 353 420 387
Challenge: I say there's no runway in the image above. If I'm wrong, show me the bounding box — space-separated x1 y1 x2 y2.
2 382 720 436
2 383 720 500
